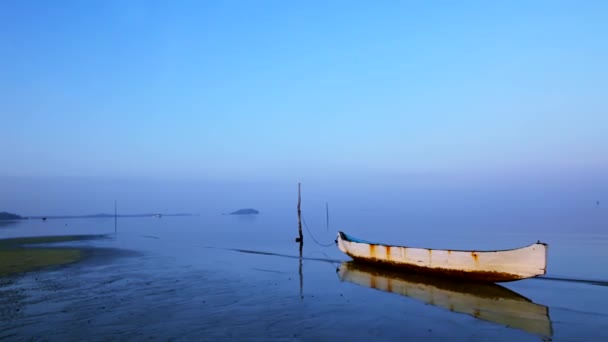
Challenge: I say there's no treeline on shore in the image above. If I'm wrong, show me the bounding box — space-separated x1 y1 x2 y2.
0 212 23 220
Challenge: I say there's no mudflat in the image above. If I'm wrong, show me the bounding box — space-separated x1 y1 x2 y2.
0 235 107 277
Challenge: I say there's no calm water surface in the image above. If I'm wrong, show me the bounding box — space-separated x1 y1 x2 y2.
1 207 607 341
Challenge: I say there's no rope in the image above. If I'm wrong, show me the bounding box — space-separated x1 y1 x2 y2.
301 213 337 247
311 250 342 270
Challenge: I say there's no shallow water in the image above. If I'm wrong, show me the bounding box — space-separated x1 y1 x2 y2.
1 209 608 341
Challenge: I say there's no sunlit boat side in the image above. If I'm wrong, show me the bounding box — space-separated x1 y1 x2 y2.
336 231 548 282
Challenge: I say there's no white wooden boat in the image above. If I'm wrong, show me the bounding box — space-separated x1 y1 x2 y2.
336 231 548 282
338 261 552 337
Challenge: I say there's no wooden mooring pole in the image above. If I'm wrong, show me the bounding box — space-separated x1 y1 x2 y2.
297 183 304 298
296 183 303 248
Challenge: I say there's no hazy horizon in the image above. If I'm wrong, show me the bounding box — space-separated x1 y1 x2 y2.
2 175 605 235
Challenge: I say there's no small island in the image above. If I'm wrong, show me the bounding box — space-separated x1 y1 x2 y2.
228 208 259 215
0 212 24 220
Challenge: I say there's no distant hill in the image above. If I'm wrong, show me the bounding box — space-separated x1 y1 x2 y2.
28 213 194 220
228 208 259 215
0 212 23 220
1 211 195 221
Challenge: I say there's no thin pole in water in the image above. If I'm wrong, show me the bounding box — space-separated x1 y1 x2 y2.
298 247 303 300
297 184 304 299
114 200 117 233
296 183 303 250
326 202 329 232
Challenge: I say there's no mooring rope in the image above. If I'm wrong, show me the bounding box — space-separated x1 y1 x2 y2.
301 213 337 247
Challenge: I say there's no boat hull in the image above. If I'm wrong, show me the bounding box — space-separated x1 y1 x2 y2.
337 232 547 282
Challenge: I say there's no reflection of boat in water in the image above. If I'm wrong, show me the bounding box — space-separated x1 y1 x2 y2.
336 231 548 282
338 261 552 337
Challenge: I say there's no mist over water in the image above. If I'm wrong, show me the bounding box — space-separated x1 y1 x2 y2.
2 175 605 234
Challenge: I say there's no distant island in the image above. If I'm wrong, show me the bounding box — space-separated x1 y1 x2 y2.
228 208 259 215
0 212 24 220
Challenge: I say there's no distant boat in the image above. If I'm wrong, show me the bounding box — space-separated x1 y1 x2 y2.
338 261 552 337
336 231 548 282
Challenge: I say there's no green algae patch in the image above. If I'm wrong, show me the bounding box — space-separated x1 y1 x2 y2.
0 235 107 277
0 235 108 248
0 248 83 277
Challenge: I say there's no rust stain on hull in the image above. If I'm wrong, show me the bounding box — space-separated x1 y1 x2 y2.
385 246 391 260
473 309 481 318
369 244 376 258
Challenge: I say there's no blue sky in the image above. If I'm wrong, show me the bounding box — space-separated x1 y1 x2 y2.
1 0 607 184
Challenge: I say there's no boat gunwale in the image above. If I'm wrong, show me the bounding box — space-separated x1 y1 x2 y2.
338 231 547 254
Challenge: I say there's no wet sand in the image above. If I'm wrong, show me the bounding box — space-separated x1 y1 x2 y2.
0 251 528 341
